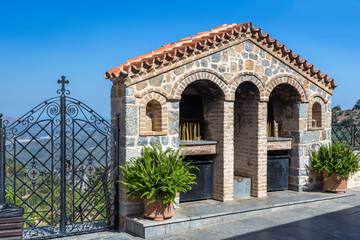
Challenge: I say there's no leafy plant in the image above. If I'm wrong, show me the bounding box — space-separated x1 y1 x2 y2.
120 145 197 205
332 105 341 111
353 99 360 110
310 142 360 179
339 118 355 126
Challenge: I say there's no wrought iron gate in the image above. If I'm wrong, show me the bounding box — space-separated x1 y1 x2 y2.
0 77 119 239
332 124 360 149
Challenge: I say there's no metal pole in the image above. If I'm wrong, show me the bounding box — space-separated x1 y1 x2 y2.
0 113 6 207
113 113 120 230
58 76 68 234
352 125 356 147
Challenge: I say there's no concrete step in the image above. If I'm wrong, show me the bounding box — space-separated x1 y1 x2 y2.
126 190 356 238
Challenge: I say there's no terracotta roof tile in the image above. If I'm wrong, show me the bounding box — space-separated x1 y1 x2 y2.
105 22 336 89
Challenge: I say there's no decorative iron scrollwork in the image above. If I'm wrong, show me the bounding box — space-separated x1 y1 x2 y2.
1 77 116 239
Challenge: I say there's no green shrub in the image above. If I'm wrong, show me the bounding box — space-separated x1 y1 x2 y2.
120 145 197 205
332 105 341 111
310 142 360 179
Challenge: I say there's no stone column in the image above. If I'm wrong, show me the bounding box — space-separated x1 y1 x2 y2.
255 101 267 197
221 101 234 201
210 100 234 201
111 84 143 229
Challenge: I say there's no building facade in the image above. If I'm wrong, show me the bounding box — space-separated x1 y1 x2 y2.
105 22 336 227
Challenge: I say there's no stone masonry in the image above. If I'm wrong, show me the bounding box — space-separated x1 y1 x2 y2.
106 22 336 228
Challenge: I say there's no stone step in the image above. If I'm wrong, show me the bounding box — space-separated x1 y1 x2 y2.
126 191 356 238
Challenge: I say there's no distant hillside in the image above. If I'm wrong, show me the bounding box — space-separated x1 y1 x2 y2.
2 117 111 167
332 101 360 125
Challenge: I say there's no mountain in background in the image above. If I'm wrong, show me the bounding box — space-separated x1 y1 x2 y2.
332 99 360 125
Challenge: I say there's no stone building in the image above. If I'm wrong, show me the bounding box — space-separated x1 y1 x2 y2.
105 22 337 227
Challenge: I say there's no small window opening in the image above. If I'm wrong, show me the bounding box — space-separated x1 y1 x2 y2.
145 100 162 131
312 102 321 128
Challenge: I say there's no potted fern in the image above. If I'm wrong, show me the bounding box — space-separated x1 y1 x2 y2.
310 142 360 193
120 145 197 221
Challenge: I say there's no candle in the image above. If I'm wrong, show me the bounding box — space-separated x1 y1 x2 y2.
198 123 200 140
190 123 193 140
194 124 197 141
186 123 189 141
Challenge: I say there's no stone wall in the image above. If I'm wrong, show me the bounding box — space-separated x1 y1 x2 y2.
347 151 360 189
110 39 333 228
289 98 332 191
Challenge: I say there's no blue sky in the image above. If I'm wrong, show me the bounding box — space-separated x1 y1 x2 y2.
1 0 359 119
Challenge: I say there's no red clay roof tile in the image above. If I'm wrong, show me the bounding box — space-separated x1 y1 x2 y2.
105 22 336 89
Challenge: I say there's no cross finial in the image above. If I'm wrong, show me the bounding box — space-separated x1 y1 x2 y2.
57 76 70 95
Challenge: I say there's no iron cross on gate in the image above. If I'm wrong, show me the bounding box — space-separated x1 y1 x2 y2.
57 76 69 94
88 166 94 175
30 170 37 178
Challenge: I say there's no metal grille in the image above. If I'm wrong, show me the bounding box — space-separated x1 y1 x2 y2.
0 77 118 239
332 125 360 149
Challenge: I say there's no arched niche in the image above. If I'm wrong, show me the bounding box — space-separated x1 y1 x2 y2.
267 83 301 138
139 92 168 136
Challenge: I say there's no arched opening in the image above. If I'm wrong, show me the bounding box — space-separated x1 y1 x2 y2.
267 84 301 138
234 82 260 197
179 80 225 141
179 80 225 202
312 102 322 128
267 83 301 192
145 100 162 132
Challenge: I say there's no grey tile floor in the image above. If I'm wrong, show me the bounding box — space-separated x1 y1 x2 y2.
58 187 360 240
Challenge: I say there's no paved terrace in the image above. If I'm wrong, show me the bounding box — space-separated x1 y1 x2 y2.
59 188 360 240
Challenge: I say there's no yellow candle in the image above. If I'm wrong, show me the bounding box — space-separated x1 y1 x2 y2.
190 123 193 140
186 123 189 141
183 124 185 141
194 124 197 141
198 123 200 140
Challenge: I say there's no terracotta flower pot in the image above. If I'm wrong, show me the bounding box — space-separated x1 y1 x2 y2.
143 197 174 221
322 170 348 193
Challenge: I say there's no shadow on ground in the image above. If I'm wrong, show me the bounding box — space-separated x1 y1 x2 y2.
223 205 360 240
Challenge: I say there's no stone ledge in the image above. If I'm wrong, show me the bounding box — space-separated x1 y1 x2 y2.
139 131 168 136
267 137 292 151
126 191 356 238
179 143 217 156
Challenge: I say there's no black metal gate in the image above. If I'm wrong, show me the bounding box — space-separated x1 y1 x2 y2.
332 125 360 149
0 77 118 239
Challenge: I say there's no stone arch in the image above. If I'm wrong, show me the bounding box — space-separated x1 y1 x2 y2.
308 93 328 104
139 92 168 135
308 95 326 129
227 72 265 101
169 69 228 100
134 87 169 99
265 74 308 102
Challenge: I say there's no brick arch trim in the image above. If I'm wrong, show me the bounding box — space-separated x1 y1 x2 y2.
308 95 326 129
227 72 265 101
265 74 308 102
135 87 169 99
139 92 169 135
309 93 328 104
168 69 229 100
